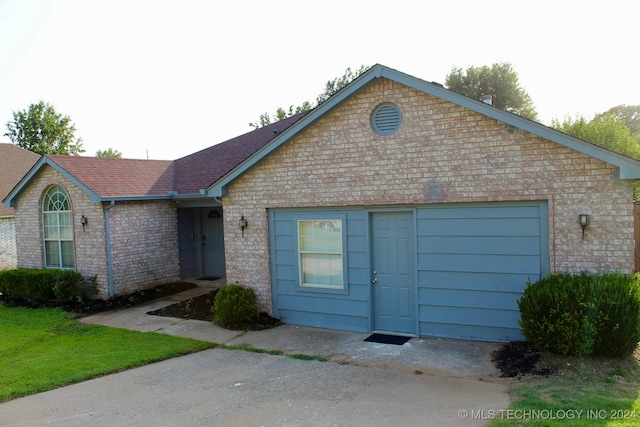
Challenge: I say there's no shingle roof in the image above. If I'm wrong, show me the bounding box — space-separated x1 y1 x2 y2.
173 112 309 194
46 155 175 198
3 111 309 206
0 144 39 216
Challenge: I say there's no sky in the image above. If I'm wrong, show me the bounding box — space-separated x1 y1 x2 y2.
1 0 638 160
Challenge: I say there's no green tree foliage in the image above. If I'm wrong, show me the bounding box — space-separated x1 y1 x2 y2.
315 65 370 105
96 148 123 158
552 113 640 159
445 62 538 120
4 101 84 155
249 66 370 129
597 104 640 136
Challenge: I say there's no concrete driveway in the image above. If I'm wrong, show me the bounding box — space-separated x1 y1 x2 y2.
0 287 510 426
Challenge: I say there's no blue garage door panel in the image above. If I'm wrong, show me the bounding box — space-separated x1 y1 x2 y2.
417 202 548 342
425 322 521 342
419 236 541 255
419 253 542 275
419 271 531 293
421 217 541 236
419 287 523 311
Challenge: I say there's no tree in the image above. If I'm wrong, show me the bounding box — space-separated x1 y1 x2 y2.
96 148 122 158
445 62 538 120
249 66 370 129
4 101 84 155
552 113 640 159
315 65 370 105
596 105 640 136
553 109 640 200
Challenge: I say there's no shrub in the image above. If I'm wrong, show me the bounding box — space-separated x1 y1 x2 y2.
52 270 86 303
213 283 258 328
0 268 86 305
518 272 640 357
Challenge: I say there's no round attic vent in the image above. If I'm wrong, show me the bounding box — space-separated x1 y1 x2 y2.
371 103 402 136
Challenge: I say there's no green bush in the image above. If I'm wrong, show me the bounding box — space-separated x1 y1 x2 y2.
213 283 258 328
0 268 86 305
518 272 640 357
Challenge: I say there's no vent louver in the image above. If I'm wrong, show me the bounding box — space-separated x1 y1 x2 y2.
372 103 401 136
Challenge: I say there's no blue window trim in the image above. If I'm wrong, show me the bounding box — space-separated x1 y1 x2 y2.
294 212 349 296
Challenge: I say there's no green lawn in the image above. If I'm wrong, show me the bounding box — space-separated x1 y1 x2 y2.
489 352 640 426
0 304 217 402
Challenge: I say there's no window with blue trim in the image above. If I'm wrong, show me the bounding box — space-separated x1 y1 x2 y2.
298 219 343 289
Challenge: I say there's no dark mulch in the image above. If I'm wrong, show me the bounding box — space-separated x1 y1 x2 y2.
0 282 198 315
147 289 282 330
2 281 281 331
492 341 552 377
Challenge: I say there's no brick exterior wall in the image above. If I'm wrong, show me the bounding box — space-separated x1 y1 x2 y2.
222 79 636 312
13 165 180 298
0 217 17 270
107 201 180 296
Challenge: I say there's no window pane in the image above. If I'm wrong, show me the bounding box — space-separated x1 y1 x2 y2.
60 212 73 239
61 241 74 268
45 241 60 268
43 213 59 239
301 254 343 287
60 224 73 240
299 220 342 252
298 219 343 289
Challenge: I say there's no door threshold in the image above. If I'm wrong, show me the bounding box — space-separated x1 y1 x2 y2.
372 330 417 338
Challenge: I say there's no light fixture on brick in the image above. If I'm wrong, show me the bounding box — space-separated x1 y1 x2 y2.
80 215 88 232
239 215 248 236
578 213 590 240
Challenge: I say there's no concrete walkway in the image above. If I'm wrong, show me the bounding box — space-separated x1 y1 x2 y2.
0 286 511 426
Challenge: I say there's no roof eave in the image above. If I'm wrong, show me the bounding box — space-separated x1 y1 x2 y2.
377 66 640 179
206 64 640 196
206 66 382 197
4 156 103 207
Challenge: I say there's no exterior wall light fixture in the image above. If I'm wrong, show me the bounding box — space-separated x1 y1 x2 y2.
80 215 88 231
239 216 248 236
578 213 590 241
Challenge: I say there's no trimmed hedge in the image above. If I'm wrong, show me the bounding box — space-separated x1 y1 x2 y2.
518 272 640 357
0 268 87 305
213 283 258 328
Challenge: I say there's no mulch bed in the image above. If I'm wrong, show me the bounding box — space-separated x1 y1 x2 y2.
1 282 198 315
147 289 282 330
1 282 281 330
492 341 552 377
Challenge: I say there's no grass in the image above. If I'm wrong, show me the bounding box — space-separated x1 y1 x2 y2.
0 304 217 402
488 350 640 426
223 343 283 355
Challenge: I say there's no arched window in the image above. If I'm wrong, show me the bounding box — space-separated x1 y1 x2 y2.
42 185 74 268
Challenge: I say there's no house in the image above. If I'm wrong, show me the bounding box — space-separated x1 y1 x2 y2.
5 65 640 341
0 144 40 270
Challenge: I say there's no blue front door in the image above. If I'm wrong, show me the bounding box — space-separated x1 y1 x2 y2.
371 212 416 334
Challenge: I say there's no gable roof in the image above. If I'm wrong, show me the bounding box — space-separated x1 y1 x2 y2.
3 113 308 207
206 64 640 197
5 64 640 208
0 144 40 216
173 112 309 195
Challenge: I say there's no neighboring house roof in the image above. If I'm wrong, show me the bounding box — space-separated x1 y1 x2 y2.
207 64 640 197
0 144 40 216
3 113 308 206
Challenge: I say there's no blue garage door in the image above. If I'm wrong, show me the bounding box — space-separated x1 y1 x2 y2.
417 202 549 342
